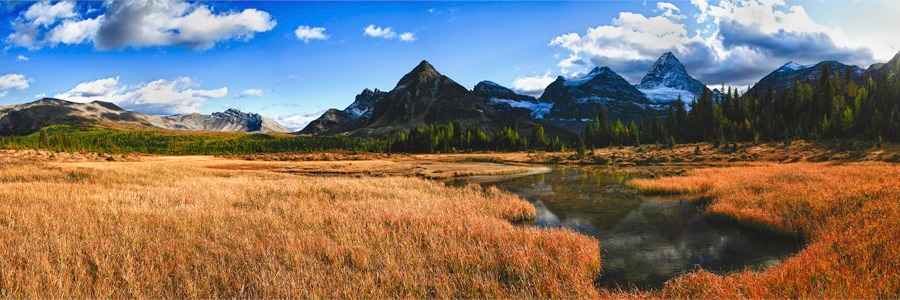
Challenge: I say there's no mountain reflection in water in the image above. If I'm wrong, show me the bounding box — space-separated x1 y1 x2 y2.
454 167 799 290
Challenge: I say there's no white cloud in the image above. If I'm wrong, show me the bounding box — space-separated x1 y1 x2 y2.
363 24 415 42
294 25 328 43
237 89 265 98
364 24 397 39
16 55 29 62
548 0 879 86
0 74 31 91
23 0 77 27
54 76 228 115
35 93 47 99
275 109 328 131
656 2 684 20
45 17 102 46
512 72 556 97
7 0 276 51
399 32 416 42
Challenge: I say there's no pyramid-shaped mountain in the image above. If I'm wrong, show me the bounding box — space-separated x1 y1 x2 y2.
636 52 710 103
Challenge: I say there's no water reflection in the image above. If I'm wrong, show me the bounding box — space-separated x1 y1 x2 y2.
468 167 799 290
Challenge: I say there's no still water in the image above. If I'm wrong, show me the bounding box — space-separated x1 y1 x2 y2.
451 167 799 290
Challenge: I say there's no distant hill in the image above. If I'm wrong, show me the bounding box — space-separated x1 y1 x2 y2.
0 98 290 135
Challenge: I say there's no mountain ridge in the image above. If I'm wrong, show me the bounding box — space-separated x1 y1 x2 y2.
0 98 290 135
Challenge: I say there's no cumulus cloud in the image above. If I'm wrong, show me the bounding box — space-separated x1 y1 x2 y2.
237 89 265 98
399 32 416 42
45 17 102 46
512 72 556 97
363 24 415 42
53 76 228 115
16 55 29 62
294 25 328 43
7 0 276 51
274 108 328 131
23 0 78 27
548 0 881 86
0 74 31 91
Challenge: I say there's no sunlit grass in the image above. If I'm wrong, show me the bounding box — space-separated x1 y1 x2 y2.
630 163 900 298
0 158 600 298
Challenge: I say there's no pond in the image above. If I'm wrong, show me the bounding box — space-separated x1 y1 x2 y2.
449 167 800 290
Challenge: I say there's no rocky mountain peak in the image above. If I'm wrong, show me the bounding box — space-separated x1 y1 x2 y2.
640 52 689 85
636 52 708 102
474 81 536 102
397 60 440 87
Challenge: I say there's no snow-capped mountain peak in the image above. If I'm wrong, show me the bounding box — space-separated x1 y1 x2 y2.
778 61 811 72
564 67 614 87
636 52 708 103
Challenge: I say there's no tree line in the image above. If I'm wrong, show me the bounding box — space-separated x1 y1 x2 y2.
0 125 391 155
583 64 900 148
391 123 569 153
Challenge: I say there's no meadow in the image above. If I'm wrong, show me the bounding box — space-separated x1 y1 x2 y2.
0 155 598 298
0 149 897 298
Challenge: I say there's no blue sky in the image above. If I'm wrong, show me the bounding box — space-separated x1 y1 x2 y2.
1 1 898 130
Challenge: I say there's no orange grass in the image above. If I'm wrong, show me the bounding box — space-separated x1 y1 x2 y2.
630 163 900 298
0 159 600 298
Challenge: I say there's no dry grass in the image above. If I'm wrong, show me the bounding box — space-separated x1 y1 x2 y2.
0 157 600 298
630 163 900 298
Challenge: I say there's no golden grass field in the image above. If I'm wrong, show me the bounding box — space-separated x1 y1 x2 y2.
0 149 898 298
0 154 598 298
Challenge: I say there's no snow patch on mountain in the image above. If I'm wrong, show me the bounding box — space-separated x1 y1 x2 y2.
563 67 608 87
489 98 553 119
779 62 811 72
638 87 698 103
575 96 618 105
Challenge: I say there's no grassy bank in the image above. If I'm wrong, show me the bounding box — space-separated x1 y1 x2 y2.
629 163 900 298
0 157 600 298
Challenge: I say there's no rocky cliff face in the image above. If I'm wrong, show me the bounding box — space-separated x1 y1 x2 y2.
297 88 387 135
164 108 290 133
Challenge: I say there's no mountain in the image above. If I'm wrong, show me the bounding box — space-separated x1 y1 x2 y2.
474 81 536 102
0 98 290 135
538 67 652 129
300 60 567 138
864 51 900 78
635 52 710 103
298 88 387 135
745 61 864 101
473 81 551 119
165 108 290 133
